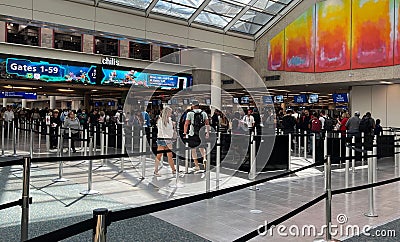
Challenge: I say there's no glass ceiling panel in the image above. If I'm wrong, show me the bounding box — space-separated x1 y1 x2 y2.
217 0 252 7
254 0 286 14
230 20 262 35
205 0 243 18
195 11 232 28
102 0 152 9
240 10 273 25
153 1 196 19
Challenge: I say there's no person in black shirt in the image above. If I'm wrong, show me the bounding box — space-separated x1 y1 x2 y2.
50 110 62 149
282 109 296 134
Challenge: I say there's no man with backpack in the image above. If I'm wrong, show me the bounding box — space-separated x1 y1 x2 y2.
183 100 210 171
359 112 375 136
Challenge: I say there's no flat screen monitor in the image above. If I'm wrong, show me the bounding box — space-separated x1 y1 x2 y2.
262 96 274 104
274 95 284 103
240 96 250 104
333 93 349 103
294 94 307 104
308 94 319 103
107 101 115 106
205 98 211 105
183 99 189 105
232 97 239 104
94 101 103 107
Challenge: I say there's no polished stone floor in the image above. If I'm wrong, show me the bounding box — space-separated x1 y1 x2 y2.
0 130 399 241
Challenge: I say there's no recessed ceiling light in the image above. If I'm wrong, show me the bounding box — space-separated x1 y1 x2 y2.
57 89 74 92
380 81 393 84
39 86 43 89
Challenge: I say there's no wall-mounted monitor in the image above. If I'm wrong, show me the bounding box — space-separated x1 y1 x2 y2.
94 101 103 107
183 99 189 105
274 95 284 103
0 91 37 99
232 97 239 104
240 96 250 104
262 96 274 104
333 93 349 103
294 94 307 104
308 94 319 103
107 101 115 106
205 98 211 105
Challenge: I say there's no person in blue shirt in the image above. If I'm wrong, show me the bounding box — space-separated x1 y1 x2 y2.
142 110 151 127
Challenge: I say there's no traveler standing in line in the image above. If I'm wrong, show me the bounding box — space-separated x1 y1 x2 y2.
63 111 80 153
242 109 255 134
374 119 383 136
281 109 296 135
50 109 62 149
153 106 176 176
345 111 361 139
338 112 350 136
3 106 14 137
183 100 209 171
319 110 327 131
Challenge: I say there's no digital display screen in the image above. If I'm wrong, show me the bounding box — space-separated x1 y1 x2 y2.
294 95 307 104
233 97 239 104
308 94 319 103
101 68 147 86
262 96 274 104
183 99 189 105
148 74 179 89
107 101 115 106
205 98 211 105
2 58 96 84
240 97 250 104
333 93 349 103
274 95 284 103
94 101 103 107
0 91 37 99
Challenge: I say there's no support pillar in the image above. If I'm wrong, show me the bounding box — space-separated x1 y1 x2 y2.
2 98 6 107
21 99 27 109
84 93 90 110
211 52 221 111
49 96 56 109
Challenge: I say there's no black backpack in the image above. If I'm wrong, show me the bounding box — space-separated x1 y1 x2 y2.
192 111 205 136
324 117 334 131
359 116 371 133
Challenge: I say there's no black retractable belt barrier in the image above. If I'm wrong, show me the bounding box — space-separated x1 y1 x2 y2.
0 159 24 167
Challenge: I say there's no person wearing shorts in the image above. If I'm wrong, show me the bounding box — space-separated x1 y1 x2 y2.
183 100 210 171
154 106 176 176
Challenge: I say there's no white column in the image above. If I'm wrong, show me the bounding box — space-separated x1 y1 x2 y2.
211 52 221 111
49 96 56 109
72 100 80 111
21 99 27 108
2 98 6 107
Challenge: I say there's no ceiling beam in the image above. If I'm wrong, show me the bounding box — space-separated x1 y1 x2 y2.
188 0 211 26
146 0 160 17
223 0 258 33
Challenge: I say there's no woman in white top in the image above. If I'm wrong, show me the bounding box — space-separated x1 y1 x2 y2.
154 106 176 176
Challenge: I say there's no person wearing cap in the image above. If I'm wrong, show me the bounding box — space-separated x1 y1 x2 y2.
183 100 210 171
345 111 361 138
50 109 62 149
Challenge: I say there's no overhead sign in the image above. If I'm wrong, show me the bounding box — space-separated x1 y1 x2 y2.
0 91 37 99
333 93 349 103
262 96 274 104
148 74 179 89
101 57 120 66
294 94 307 104
3 58 96 84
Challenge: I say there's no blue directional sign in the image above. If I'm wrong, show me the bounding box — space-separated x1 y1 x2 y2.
0 92 37 99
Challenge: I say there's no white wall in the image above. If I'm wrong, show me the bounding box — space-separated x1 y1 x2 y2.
351 85 400 128
0 0 255 57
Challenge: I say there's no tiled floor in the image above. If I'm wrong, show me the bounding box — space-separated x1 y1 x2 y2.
1 131 400 241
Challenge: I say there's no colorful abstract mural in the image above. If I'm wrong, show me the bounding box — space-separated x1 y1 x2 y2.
352 0 394 69
285 6 315 72
315 0 351 72
268 30 285 71
395 0 400 64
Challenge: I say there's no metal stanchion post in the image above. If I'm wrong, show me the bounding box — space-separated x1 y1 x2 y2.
325 155 332 241
115 124 118 152
324 132 328 159
29 126 33 158
21 157 31 242
80 137 100 195
100 130 105 166
140 129 145 179
120 126 125 172
57 128 62 157
215 132 221 188
68 128 72 156
7 121 10 138
338 133 342 167
361 132 365 166
288 133 292 170
131 125 134 153
373 135 378 183
46 125 50 151
352 136 356 173
185 142 189 174
12 121 17 156
206 142 211 192
1 121 5 157
105 127 109 155
84 129 88 157
38 122 41 151
249 134 258 191
93 126 97 155
298 130 301 157
303 131 307 159
312 133 316 163
364 144 378 217
93 208 108 242
345 142 351 194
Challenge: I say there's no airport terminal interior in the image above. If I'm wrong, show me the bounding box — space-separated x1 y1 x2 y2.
1 0 400 241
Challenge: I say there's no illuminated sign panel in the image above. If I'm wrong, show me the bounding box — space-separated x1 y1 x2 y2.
0 91 37 99
148 74 179 89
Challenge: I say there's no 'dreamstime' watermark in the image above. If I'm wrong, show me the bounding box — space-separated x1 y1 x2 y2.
257 214 396 238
